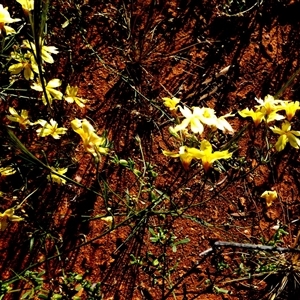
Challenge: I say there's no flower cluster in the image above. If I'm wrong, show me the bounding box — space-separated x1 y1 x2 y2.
6 9 88 108
4 0 108 176
0 0 112 237
173 105 234 135
162 97 234 171
239 94 300 151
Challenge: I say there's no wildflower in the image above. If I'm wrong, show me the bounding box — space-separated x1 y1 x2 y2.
163 146 203 170
71 118 110 156
254 94 286 123
0 166 16 176
7 107 32 129
64 84 87 108
238 108 265 126
174 106 204 134
162 97 180 111
36 119 67 139
0 208 23 231
270 120 300 151
23 39 59 64
279 101 300 121
198 139 232 172
47 167 68 185
261 190 277 207
16 0 34 12
255 94 284 115
0 5 21 35
31 78 63 105
8 51 39 80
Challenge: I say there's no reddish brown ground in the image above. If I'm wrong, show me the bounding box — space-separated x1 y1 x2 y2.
1 0 300 299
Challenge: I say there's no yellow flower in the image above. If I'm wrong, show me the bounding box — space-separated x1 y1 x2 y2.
23 39 59 64
16 0 34 11
279 101 300 121
0 5 21 35
198 140 232 172
7 107 32 129
163 146 203 170
270 120 300 151
47 167 68 185
8 51 39 80
36 119 67 139
31 78 63 105
255 94 284 115
0 208 23 231
162 97 180 111
71 118 110 156
0 166 16 176
238 108 265 126
254 94 286 123
261 190 277 207
174 106 204 134
239 95 286 125
64 84 87 108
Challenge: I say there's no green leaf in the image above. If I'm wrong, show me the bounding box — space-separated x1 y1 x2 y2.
74 274 83 281
38 293 49 299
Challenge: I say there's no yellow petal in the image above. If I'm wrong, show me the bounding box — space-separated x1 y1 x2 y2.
275 135 288 152
47 78 61 88
8 107 18 117
200 140 212 152
190 118 204 134
287 134 300 149
162 150 180 158
16 0 34 11
4 25 16 35
71 118 82 131
47 88 63 100
31 82 43 92
24 65 34 80
82 119 96 133
8 63 24 74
